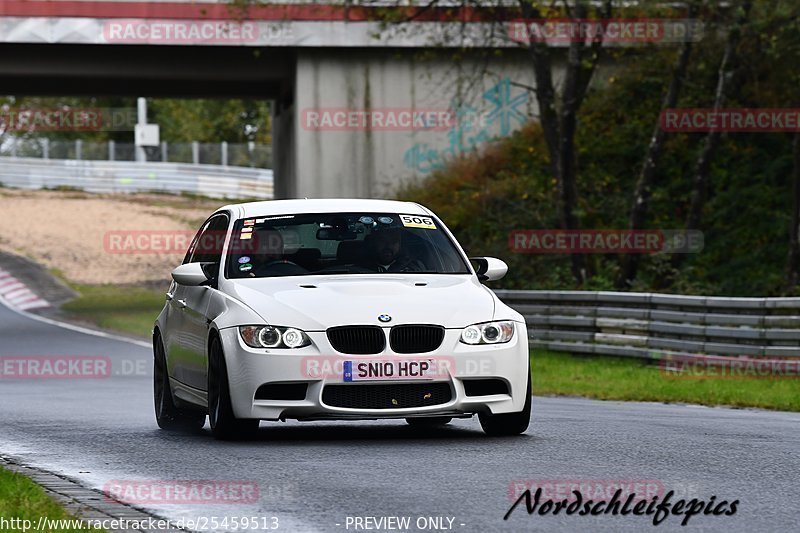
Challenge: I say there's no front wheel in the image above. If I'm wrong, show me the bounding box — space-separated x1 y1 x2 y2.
208 337 259 440
154 335 206 431
478 370 531 436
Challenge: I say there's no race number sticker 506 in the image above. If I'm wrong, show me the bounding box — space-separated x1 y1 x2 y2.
401 214 436 229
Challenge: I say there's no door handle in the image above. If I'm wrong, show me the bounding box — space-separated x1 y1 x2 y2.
176 299 187 309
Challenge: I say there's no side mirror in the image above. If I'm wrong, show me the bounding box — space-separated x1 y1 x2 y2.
471 257 508 282
171 263 209 286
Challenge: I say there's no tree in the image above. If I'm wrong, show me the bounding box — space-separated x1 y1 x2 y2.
518 0 613 284
616 1 699 289
149 99 270 144
665 1 752 282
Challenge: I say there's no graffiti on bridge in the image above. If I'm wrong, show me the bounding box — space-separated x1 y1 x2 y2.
403 77 530 174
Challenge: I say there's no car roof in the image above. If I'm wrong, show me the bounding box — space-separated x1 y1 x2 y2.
217 198 431 220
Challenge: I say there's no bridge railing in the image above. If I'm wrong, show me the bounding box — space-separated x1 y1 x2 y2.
495 290 800 361
0 138 272 168
0 157 273 199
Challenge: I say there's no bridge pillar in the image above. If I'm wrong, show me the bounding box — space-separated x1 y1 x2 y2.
281 49 541 200
271 87 297 199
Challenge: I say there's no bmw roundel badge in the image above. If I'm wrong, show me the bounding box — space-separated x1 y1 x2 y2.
378 314 392 323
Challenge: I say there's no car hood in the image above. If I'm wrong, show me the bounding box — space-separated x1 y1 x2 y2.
224 274 495 330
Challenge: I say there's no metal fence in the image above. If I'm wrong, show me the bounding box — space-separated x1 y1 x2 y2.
0 157 273 199
496 290 800 360
0 138 272 168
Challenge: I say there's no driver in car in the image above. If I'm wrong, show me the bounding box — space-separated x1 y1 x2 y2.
363 227 426 273
249 229 308 277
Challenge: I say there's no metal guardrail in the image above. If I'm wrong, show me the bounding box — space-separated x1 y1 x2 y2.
496 290 800 360
1 139 272 169
0 157 274 199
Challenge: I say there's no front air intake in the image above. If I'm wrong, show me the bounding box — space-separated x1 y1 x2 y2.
390 325 445 354
327 326 385 355
322 383 452 409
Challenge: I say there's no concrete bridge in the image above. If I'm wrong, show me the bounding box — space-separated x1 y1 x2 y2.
0 1 548 198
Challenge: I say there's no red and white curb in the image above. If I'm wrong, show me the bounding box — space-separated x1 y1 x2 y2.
0 268 50 311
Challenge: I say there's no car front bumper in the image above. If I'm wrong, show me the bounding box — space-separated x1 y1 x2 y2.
219 324 530 421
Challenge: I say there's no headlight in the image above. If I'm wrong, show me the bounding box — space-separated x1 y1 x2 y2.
460 321 514 345
239 325 311 349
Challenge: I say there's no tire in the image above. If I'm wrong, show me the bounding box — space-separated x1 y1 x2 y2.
406 417 452 427
478 370 531 436
208 336 259 440
154 335 206 431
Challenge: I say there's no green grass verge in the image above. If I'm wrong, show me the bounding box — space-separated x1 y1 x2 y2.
532 349 800 411
61 284 164 339
0 466 105 532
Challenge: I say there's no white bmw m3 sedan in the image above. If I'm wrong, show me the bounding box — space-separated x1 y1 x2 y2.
153 198 531 439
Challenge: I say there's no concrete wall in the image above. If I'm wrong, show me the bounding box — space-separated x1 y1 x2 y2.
288 49 556 199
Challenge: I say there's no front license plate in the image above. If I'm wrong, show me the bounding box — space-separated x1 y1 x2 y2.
343 360 435 382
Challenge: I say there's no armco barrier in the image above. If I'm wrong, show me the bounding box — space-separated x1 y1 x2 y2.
495 290 800 360
0 157 273 199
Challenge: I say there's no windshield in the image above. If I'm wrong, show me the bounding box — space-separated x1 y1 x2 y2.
225 212 470 279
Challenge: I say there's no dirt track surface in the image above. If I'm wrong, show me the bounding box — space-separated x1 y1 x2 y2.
0 188 223 285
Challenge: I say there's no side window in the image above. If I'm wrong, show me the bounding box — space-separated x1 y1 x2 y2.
184 214 230 268
183 220 211 265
